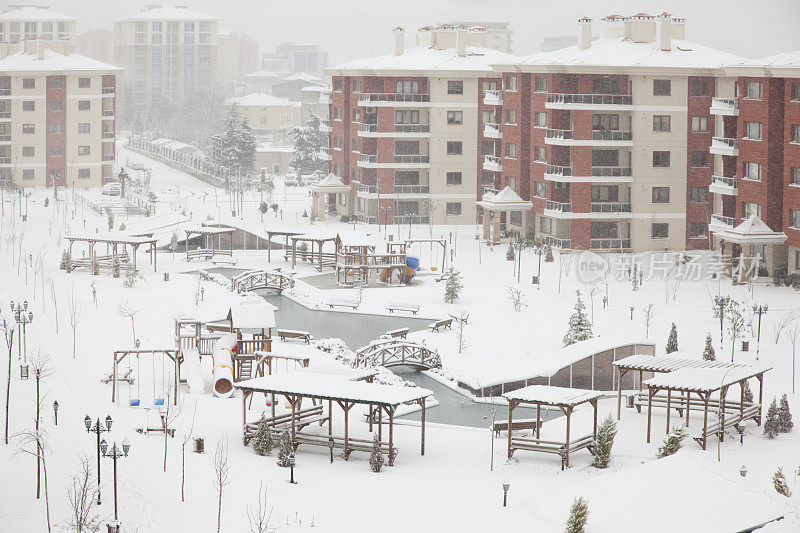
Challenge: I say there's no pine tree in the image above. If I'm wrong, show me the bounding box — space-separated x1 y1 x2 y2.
778 394 793 433
216 104 243 170
657 426 688 458
237 117 257 173
591 414 617 469
289 115 329 175
443 267 463 304
112 255 121 278
59 249 70 270
107 210 114 231
665 323 678 353
91 253 99 276
565 497 589 533
764 399 780 439
119 223 126 231
545 245 554 263
773 467 792 497
563 291 594 346
277 430 292 467
743 381 754 404
251 415 274 456
506 242 516 261
702 333 716 361
123 266 137 288
369 433 385 473
631 264 639 291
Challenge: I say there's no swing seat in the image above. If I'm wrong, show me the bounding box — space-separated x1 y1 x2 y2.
153 398 165 406
129 398 141 407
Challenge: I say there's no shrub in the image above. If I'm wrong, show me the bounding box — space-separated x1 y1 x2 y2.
369 434 384 473
591 414 617 468
657 426 688 458
251 415 274 456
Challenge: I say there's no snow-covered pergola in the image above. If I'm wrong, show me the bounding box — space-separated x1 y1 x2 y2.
308 173 350 220
476 186 532 243
288 233 341 271
264 230 303 263
184 226 235 262
65 233 160 273
503 385 602 467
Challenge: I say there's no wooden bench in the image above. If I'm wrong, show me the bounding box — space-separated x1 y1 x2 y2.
428 318 453 332
327 298 360 310
509 435 594 457
277 329 312 344
244 405 328 444
387 302 420 315
492 418 542 437
634 392 754 417
292 431 395 462
692 405 760 447
386 327 409 339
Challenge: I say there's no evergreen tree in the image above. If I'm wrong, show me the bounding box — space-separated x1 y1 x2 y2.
369 433 385 473
773 467 792 497
565 497 589 533
764 399 780 439
251 415 274 456
443 267 463 304
591 414 617 469
59 249 70 270
743 381 754 404
277 430 292 467
237 117 257 173
506 242 516 261
169 230 179 256
107 210 115 231
123 266 137 288
544 245 554 263
665 323 678 353
216 104 243 170
631 264 639 291
289 115 329 175
563 291 594 346
112 255 121 278
657 426 688 458
778 394 793 433
702 333 716 361
119 223 126 231
91 253 99 276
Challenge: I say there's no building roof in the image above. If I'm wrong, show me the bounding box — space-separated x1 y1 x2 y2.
0 49 121 73
613 354 744 373
309 173 349 193
504 385 603 406
714 215 787 245
329 44 517 75
0 5 76 21
244 70 282 80
477 186 533 212
115 4 218 22
224 92 291 108
282 72 323 83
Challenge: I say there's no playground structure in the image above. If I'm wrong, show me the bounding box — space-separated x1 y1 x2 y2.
354 338 441 370
184 226 235 262
110 348 182 406
231 269 295 293
65 233 160 273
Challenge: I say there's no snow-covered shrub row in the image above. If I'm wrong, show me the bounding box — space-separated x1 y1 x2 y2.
283 287 323 309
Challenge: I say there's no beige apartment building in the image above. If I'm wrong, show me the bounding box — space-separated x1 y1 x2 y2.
76 29 115 65
0 41 120 189
218 28 260 81
114 4 218 108
0 5 77 44
223 92 297 141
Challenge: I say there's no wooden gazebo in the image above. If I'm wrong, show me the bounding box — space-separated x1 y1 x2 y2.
184 226 235 261
66 233 160 273
288 233 340 271
265 230 303 263
503 385 602 467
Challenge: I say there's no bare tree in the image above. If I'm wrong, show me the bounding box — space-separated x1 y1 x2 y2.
30 350 54 499
161 377 182 473
455 310 469 354
508 286 527 312
15 429 52 532
246 482 276 533
66 455 101 533
213 436 231 533
67 284 83 359
586 283 599 325
1 315 14 444
774 308 800 344
32 245 47 300
117 302 139 346
46 278 59 334
642 303 655 339
180 400 198 502
787 325 799 394
557 251 572 293
726 299 746 362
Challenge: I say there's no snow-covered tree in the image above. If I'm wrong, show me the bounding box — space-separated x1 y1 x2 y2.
123 266 137 288
657 426 688 458
251 415 274 456
565 496 589 533
743 381 754 404
508 285 526 312
773 467 792 497
215 105 244 170
107 210 114 231
443 267 463 304
642 303 655 339
506 242 515 261
702 333 716 361
289 115 328 175
237 117 257 173
725 299 747 362
563 291 593 346
665 323 678 353
90 253 99 276
277 430 292 467
112 255 121 278
591 414 617 469
544 245 554 263
764 399 780 439
778 394 793 433
59 250 72 272
369 433 384 473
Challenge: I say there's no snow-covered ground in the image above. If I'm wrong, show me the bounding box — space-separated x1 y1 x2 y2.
1 147 799 532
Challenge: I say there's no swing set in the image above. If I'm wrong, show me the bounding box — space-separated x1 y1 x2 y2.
110 348 182 407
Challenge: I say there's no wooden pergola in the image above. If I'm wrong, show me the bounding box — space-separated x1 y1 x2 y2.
235 373 432 465
111 348 182 405
184 226 235 261
65 233 159 273
642 365 771 450
504 385 602 467
289 233 341 271
265 230 303 263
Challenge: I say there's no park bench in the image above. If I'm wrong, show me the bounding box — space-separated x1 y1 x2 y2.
386 327 409 339
692 404 760 447
387 302 420 315
243 405 329 444
277 329 312 344
428 318 453 332
634 392 753 417
327 298 360 310
492 418 542 437
293 431 395 461
211 257 238 266
509 434 594 457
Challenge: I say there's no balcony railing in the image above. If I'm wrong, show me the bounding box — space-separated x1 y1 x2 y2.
394 123 430 133
545 164 572 177
591 202 631 213
358 122 378 133
0 157 10 164
0 135 9 142
711 214 735 227
484 155 502 171
393 154 429 164
483 123 503 137
357 153 377 164
592 130 633 141
482 186 500 197
358 92 430 103
710 97 738 113
592 166 632 177
0 89 10 96
0 112 10 119
545 128 573 140
483 90 502 105
102 87 115 95
712 175 737 188
358 184 377 194
102 110 114 117
103 132 114 139
102 154 115 161
712 137 738 150
546 93 633 106
546 200 572 213
544 236 571 249
591 238 631 249
393 215 430 224
394 185 430 194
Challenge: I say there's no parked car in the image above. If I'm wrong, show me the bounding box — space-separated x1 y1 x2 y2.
101 182 122 196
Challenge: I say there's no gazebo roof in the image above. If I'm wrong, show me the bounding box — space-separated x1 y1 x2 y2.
309 173 350 193
504 385 603 406
715 215 787 245
644 364 772 393
614 354 744 373
184 226 236 235
477 186 533 211
227 300 276 331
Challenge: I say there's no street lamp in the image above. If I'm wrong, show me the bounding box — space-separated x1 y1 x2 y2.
10 300 33 378
101 438 131 525
740 465 748 478
328 436 334 464
502 482 510 507
558 446 567 471
752 304 768 359
84 414 113 504
53 401 59 426
735 423 745 445
288 452 297 484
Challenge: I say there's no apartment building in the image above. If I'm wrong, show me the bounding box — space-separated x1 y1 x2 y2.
324 24 516 225
483 13 747 253
0 41 120 189
76 29 115 65
218 28 260 81
114 4 218 108
448 22 513 53
0 5 77 44
222 92 297 141
262 43 329 78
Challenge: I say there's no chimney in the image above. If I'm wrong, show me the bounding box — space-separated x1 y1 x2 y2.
658 12 672 51
629 13 656 43
393 26 405 56
579 17 592 50
671 17 686 40
456 26 467 57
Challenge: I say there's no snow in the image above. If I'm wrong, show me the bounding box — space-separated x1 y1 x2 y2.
328 44 518 74
0 6 77 21
224 92 291 108
0 49 121 72
504 385 603 406
613 353 742 372
644 364 772 392
228 300 276 330
477 185 533 211
114 4 219 22
714 215 788 245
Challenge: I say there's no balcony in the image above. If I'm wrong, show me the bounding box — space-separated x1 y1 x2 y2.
592 129 633 142
483 123 503 139
357 183 377 194
393 154 429 164
102 154 115 162
357 92 430 107
544 236 571 249
710 137 739 156
393 184 430 194
545 200 572 213
710 214 735 229
591 202 632 213
592 166 632 177
710 97 739 116
543 164 573 181
546 93 633 110
356 153 376 165
356 122 378 136
591 238 631 250
483 155 502 172
394 123 429 133
0 112 9 119
103 131 114 139
319 147 332 160
393 215 430 224
709 175 738 196
0 89 9 97
102 110 115 118
358 123 430 137
0 135 9 143
483 90 502 106
544 128 574 145
102 87 115 96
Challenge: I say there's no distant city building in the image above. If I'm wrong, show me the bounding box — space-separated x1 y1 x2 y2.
300 85 329 123
448 21 513 53
76 28 114 64
272 72 326 102
261 42 328 78
218 28 260 81
0 41 120 189
540 35 578 52
114 4 219 108
0 5 77 44
223 92 298 142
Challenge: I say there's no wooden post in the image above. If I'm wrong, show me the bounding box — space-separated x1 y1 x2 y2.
536 402 541 439
740 379 745 420
617 367 626 420
388 407 395 466
173 352 179 405
343 402 350 459
378 408 383 440
328 399 333 438
565 406 572 468
368 403 373 432
592 399 598 439
666 389 672 433
111 352 117 403
685 391 691 427
507 399 514 459
757 373 764 425
241 390 248 444
291 239 297 269
719 386 726 442
420 398 426 456
702 393 709 450
290 395 297 445
646 386 654 443
270 393 276 418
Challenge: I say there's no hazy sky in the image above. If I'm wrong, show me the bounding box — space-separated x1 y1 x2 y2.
50 0 800 64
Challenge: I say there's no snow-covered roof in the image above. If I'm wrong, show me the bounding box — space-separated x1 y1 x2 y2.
301 85 329 93
328 45 517 75
0 49 121 73
224 92 291 108
281 72 324 83
184 225 235 234
256 143 294 153
243 70 282 79
713 215 787 245
613 354 743 372
151 138 196 152
504 385 603 406
227 300 276 331
477 186 532 211
0 6 76 21
235 373 432 406
297 366 379 382
734 49 800 71
115 4 218 22
644 364 772 392
309 173 349 193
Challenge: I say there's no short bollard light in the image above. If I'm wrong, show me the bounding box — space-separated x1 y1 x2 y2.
740 465 748 478
328 436 335 463
502 482 510 507
735 423 745 445
288 452 297 484
52 401 59 426
194 437 205 454
558 446 567 471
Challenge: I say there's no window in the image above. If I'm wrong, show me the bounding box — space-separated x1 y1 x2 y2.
791 209 800 228
339 194 347 206
446 111 463 125
446 141 462 155
534 77 547 93
744 121 762 140
691 151 708 167
78 100 91 111
22 101 34 111
534 112 547 128
651 223 669 239
506 76 517 91
446 172 462 185
396 80 419 94
592 185 619 202
653 79 671 96
743 162 762 181
690 222 707 238
447 81 463 95
333 136 342 149
510 212 522 226
745 81 762 100
78 145 90 156
480 80 499 93
395 109 419 124
690 79 709 96
22 78 35 89
333 79 342 92
351 137 359 152
534 146 546 163
78 123 91 134
50 123 62 134
22 169 34 180
743 201 761 218
691 116 708 132
481 172 495 186
593 114 619 131
446 202 462 216
22 124 34 134
49 100 62 111
791 167 800 186
652 187 670 203
352 80 361 93
48 78 63 89
333 107 342 120
593 149 619 166
505 109 517 124
534 181 546 198
78 78 91 89
653 115 671 132
505 143 517 159
395 140 419 155
22 147 34 157
481 140 494 156
653 151 670 167
540 217 552 234
690 187 708 203
397 201 419 215
481 110 494 124
593 77 618 94
49 146 62 157
792 83 800 102
792 125 800 144
78 169 90 179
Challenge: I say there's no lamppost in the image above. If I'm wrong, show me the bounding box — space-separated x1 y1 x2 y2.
53 401 59 426
558 446 566 471
739 465 747 478
288 452 297 484
100 438 131 527
532 244 544 289
328 436 334 464
752 303 768 359
84 414 113 504
10 300 33 378
735 423 745 445
502 482 510 507
714 295 731 349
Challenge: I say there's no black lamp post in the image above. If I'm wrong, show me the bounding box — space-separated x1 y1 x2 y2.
502 482 510 507
53 401 59 426
740 465 747 478
752 304 768 359
101 438 131 524
10 300 33 378
85 414 112 504
558 446 566 471
735 423 745 445
328 436 334 463
288 452 296 484
533 245 544 289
